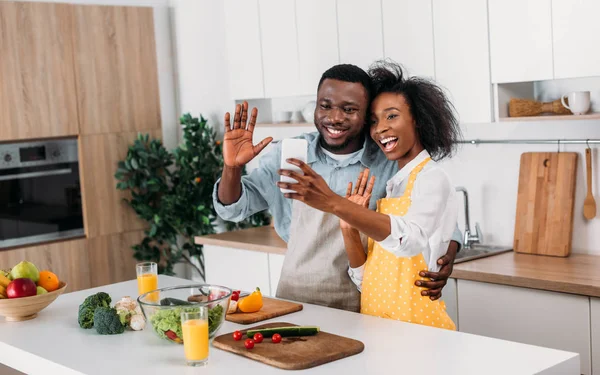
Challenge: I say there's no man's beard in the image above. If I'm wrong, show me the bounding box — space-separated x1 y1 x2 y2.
317 128 364 153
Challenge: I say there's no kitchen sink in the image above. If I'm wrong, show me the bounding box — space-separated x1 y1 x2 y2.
454 244 513 264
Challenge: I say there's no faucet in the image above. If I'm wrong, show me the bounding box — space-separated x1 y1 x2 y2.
455 186 483 249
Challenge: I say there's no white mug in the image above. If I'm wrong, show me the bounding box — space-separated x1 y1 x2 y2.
561 91 591 115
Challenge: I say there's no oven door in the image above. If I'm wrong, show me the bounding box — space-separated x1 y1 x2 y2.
0 162 84 249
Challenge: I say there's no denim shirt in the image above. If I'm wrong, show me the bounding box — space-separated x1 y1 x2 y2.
212 132 463 247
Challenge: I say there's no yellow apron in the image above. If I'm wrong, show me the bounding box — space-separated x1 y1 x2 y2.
360 157 456 331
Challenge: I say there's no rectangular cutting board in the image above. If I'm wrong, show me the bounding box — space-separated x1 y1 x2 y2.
226 297 303 324
513 152 578 257
213 322 365 370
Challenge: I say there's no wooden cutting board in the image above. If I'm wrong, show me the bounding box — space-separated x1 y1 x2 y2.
213 322 365 370
226 297 303 324
513 152 578 257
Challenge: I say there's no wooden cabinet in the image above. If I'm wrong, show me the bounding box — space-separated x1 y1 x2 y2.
433 0 492 124
488 0 553 83
0 2 78 141
79 131 160 238
552 0 600 79
204 245 272 296
87 230 144 288
223 0 265 100
258 0 300 98
591 298 600 375
295 0 339 96
458 280 591 374
72 4 161 135
382 0 434 78
337 0 384 71
0 238 91 292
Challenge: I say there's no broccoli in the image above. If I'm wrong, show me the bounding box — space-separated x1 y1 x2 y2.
93 307 125 335
77 292 113 329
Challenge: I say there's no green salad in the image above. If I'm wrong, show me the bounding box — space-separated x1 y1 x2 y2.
149 304 224 342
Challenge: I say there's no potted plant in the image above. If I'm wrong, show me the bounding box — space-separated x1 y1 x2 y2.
115 114 270 280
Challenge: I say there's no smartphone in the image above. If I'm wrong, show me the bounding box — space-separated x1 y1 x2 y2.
280 138 308 194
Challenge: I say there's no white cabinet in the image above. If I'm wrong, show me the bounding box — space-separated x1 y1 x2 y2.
458 280 591 375
258 0 300 98
268 253 285 297
432 0 492 124
223 0 264 99
441 278 458 329
203 245 272 296
591 298 600 375
488 0 553 83
337 0 384 71
295 0 339 96
382 0 434 79
552 0 600 79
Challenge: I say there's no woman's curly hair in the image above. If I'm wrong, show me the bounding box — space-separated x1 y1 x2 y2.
368 59 462 161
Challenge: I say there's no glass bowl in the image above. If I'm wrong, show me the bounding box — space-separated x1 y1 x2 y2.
137 284 232 343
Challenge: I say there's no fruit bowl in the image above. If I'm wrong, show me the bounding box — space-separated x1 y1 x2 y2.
0 281 68 322
137 284 232 344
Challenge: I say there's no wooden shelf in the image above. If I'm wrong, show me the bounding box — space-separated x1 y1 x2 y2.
500 113 600 122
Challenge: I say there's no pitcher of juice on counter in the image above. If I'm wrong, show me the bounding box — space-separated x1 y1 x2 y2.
136 262 158 302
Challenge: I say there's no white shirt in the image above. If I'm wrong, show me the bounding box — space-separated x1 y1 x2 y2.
321 147 362 162
347 150 458 291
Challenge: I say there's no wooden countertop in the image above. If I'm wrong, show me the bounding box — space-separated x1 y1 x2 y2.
195 226 287 255
453 251 600 298
195 226 600 298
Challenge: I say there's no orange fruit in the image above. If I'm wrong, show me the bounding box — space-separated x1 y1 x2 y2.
37 270 60 292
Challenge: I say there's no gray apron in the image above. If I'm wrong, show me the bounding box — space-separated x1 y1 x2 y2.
275 200 365 312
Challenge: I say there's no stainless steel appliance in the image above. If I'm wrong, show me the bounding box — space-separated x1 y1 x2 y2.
0 139 84 249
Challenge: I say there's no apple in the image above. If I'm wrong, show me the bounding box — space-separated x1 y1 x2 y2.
6 278 37 298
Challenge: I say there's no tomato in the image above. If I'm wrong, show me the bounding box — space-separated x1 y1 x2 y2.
253 333 263 343
231 291 240 301
233 331 243 341
244 339 255 349
271 333 282 343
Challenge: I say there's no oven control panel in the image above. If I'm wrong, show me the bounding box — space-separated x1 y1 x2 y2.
0 139 78 169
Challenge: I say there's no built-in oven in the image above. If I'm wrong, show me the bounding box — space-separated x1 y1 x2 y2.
0 138 84 249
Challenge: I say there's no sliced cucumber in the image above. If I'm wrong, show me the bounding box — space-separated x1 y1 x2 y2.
246 326 320 338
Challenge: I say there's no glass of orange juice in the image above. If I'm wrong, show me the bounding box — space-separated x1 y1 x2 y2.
181 308 210 366
136 262 158 301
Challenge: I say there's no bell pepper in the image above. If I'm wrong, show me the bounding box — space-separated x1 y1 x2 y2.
238 287 263 313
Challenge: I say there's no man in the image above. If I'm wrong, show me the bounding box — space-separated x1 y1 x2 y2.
213 64 461 312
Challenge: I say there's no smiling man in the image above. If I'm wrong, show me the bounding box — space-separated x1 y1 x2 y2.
213 64 462 312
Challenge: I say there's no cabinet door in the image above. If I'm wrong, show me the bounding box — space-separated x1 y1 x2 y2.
382 0 434 78
488 0 553 83
458 280 591 374
433 0 492 124
72 4 161 135
296 0 339 95
337 0 384 71
79 131 158 238
204 245 271 296
591 298 600 375
441 278 458 330
268 253 285 297
223 0 265 100
258 0 300 98
0 2 78 141
87 230 144 288
552 0 600 79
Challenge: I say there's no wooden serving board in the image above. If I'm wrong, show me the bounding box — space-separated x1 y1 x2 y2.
213 322 364 370
226 297 303 324
513 152 578 257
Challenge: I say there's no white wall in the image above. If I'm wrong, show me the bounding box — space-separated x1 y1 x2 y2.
15 0 179 150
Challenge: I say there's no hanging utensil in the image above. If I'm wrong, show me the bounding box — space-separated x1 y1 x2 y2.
584 141 597 220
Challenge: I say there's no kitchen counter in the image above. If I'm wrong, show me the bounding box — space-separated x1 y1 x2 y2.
0 275 580 374
196 226 600 298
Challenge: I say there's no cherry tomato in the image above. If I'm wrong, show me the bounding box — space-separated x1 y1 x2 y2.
253 333 264 343
231 291 240 301
271 333 282 343
244 339 255 349
232 331 243 341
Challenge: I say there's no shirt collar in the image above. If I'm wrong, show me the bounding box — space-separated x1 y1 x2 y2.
386 149 431 187
307 133 381 169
